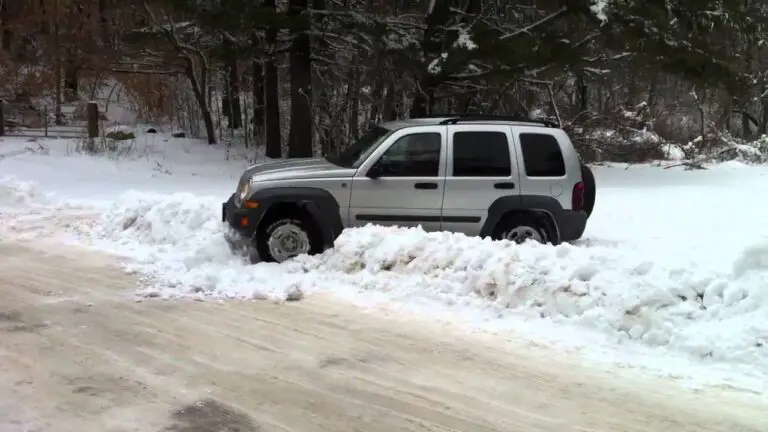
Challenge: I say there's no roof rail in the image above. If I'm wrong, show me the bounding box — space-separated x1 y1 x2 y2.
429 114 559 128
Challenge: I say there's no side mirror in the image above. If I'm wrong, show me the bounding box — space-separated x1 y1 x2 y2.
366 164 383 179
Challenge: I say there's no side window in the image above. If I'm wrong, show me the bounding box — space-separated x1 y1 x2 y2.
452 131 511 177
519 133 566 177
374 133 441 177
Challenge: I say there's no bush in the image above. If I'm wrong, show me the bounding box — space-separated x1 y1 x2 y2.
106 130 136 141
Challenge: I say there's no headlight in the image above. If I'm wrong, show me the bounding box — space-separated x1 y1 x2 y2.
236 180 251 205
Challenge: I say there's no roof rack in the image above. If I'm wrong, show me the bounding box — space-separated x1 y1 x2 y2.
427 114 559 128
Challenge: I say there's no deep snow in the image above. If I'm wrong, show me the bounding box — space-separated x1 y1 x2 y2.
2 134 768 394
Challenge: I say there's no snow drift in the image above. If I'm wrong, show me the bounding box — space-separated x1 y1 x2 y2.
89 190 307 301
102 192 768 367
0 176 50 207
2 174 768 374
0 176 99 240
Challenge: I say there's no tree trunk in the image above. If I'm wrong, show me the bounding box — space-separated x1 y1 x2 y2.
184 59 216 145
410 0 453 118
383 80 397 121
348 68 361 140
0 0 9 52
410 75 437 118
264 55 281 158
577 71 588 113
311 0 329 153
98 0 110 46
264 0 281 158
741 110 750 138
64 63 78 102
223 45 242 129
251 36 265 143
368 78 384 127
314 80 332 156
287 0 312 158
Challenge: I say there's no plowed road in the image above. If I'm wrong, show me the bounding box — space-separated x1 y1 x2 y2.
0 240 765 432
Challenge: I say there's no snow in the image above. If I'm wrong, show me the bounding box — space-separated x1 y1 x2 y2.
454 29 478 50
2 131 768 394
0 134 251 199
427 53 448 75
590 0 610 22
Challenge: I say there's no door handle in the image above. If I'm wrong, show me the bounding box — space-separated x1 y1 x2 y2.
494 182 515 189
414 182 438 190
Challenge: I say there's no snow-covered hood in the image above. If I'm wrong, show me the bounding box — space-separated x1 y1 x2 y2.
242 158 356 182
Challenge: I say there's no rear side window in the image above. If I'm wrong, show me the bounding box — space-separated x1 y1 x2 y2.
452 131 511 177
519 133 566 177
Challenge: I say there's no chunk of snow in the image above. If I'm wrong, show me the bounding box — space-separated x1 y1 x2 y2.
427 53 449 75
590 0 609 22
454 29 478 50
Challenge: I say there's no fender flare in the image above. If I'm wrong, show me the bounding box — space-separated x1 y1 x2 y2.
247 187 344 247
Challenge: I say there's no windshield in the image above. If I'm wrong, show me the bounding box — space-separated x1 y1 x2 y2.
328 126 392 168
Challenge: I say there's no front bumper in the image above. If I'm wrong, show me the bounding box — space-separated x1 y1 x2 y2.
222 193 263 243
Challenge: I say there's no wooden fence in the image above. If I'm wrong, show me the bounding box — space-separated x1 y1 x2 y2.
0 99 99 140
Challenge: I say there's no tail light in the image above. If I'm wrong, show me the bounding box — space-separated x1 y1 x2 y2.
572 181 585 211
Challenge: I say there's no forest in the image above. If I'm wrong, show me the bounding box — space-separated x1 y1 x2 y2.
1 0 767 162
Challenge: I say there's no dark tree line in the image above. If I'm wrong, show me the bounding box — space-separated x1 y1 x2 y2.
1 0 767 161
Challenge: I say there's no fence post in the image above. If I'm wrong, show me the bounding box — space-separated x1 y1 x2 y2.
0 99 4 137
87 102 99 138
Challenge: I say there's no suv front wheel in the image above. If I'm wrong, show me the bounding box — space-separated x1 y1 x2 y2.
255 216 323 263
493 213 549 244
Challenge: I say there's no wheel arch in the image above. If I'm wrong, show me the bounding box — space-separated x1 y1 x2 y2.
247 187 344 248
580 162 596 217
481 196 562 243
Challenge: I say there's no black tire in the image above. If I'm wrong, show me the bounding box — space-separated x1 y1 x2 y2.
580 162 596 217
253 215 324 263
492 213 549 244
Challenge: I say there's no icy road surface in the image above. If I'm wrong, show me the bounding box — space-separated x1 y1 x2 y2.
0 240 765 432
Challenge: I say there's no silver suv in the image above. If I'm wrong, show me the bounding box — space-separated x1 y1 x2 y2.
222 115 596 263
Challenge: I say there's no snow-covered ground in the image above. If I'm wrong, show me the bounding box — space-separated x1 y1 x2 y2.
2 133 768 395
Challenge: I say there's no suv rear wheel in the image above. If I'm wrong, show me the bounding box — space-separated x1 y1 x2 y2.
493 213 548 244
255 215 323 263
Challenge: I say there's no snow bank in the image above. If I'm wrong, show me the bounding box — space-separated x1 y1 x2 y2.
88 191 305 301
0 176 51 207
672 133 768 165
49 186 764 369
0 176 98 240
302 226 768 365
3 172 768 380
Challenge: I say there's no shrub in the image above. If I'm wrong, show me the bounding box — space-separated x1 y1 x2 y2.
106 130 136 141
